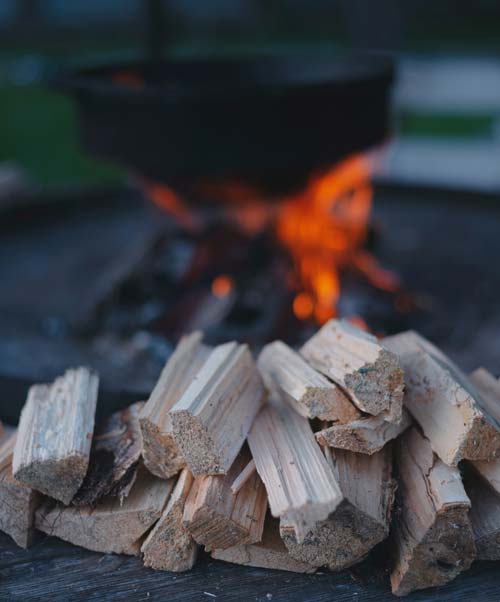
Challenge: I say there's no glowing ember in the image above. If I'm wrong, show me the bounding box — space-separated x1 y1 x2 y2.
142 180 200 232
212 275 234 298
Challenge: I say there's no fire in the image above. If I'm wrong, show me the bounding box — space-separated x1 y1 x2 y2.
277 154 373 323
212 275 234 298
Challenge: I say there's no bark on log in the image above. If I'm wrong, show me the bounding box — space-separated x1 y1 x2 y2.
141 468 198 572
170 342 264 476
35 466 173 556
182 447 267 551
257 340 359 422
390 427 475 597
140 332 211 479
13 368 98 504
384 331 500 466
300 319 404 422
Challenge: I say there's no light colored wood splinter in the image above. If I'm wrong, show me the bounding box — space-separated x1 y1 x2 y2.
141 468 198 572
384 332 500 466
170 342 265 476
0 429 40 548
300 319 404 423
315 409 412 455
212 516 316 573
36 466 173 556
13 367 99 504
280 445 395 571
231 459 256 495
390 427 475 597
182 448 267 551
247 394 343 543
140 332 211 479
257 340 360 422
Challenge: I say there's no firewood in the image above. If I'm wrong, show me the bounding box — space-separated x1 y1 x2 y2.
464 467 500 560
257 340 360 422
230 458 256 494
141 468 198 572
13 368 99 504
247 394 343 542
35 466 173 556
0 430 41 548
384 331 500 466
73 401 144 506
280 445 395 571
212 516 316 573
300 319 404 422
315 409 412 455
170 342 265 476
140 332 211 479
182 447 267 551
390 427 475 597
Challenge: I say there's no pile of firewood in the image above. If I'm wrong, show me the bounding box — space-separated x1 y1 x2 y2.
1 320 500 596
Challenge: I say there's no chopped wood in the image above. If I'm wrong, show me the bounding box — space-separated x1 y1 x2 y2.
247 393 343 543
212 516 316 573
280 445 395 571
390 427 475 597
140 332 211 479
141 468 198 572
464 467 500 560
257 340 360 422
230 459 256 495
384 331 500 466
13 368 99 504
182 447 267 551
170 342 265 476
72 401 144 506
300 319 404 422
315 409 412 455
36 466 173 556
0 430 41 548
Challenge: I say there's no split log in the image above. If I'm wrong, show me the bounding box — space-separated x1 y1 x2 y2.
247 394 343 542
300 319 404 422
315 409 412 455
230 458 256 494
140 332 211 479
141 468 198 572
257 340 360 422
73 401 144 506
36 466 173 555
0 430 41 548
384 331 500 466
212 516 316 573
170 342 265 476
13 368 98 504
182 447 267 551
280 445 395 571
390 427 475 597
464 467 500 560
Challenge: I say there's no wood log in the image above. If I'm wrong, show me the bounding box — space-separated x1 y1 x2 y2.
140 332 211 479
464 467 500 560
384 331 500 466
247 394 343 542
230 458 256 494
212 516 316 573
257 340 360 422
390 427 475 597
315 409 412 455
280 445 395 571
13 368 99 504
170 342 265 476
36 466 173 556
300 319 404 422
73 401 144 506
182 447 267 551
141 468 198 572
0 430 41 548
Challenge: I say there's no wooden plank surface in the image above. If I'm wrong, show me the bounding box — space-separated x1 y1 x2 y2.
1 532 500 602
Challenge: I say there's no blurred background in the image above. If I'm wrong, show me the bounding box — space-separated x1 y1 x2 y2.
1 0 499 193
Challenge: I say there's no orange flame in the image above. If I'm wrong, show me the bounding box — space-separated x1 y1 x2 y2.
212 275 234 298
142 180 200 232
277 154 373 323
